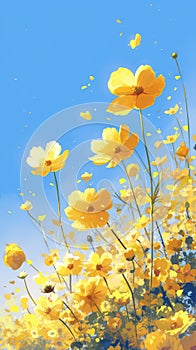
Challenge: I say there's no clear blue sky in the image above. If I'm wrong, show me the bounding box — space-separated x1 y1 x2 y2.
1 0 196 295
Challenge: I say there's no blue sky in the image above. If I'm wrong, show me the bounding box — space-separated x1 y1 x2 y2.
1 0 196 298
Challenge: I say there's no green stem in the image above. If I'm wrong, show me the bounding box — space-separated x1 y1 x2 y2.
53 172 70 251
59 318 76 340
24 278 37 305
139 109 154 289
122 273 138 347
107 222 127 250
63 301 79 322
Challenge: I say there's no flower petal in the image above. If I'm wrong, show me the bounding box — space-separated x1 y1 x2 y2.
108 67 135 95
107 95 136 116
135 94 155 109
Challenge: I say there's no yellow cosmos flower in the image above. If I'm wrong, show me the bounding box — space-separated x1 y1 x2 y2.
73 277 107 314
155 310 195 336
44 249 60 266
64 188 112 230
34 295 63 320
163 133 180 144
89 124 139 168
176 142 189 160
26 141 69 176
85 252 112 277
152 257 171 288
151 155 167 166
55 253 83 276
144 329 183 350
120 186 149 206
164 104 179 115
107 317 122 333
20 200 32 211
107 65 165 115
4 244 26 270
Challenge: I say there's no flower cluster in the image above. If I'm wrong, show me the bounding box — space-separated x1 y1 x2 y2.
1 58 195 350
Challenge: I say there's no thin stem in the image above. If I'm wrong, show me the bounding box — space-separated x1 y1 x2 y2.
53 172 70 251
63 301 79 322
172 143 178 168
69 274 72 293
24 278 37 305
59 318 76 341
139 109 155 288
27 262 40 273
107 222 127 250
155 221 168 258
174 57 191 153
122 273 138 347
103 276 112 294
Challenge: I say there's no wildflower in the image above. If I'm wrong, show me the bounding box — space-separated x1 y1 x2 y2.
126 163 140 178
176 142 189 160
65 188 112 230
73 277 107 313
20 200 32 211
56 253 83 276
4 243 26 270
163 133 180 144
163 278 180 297
18 271 28 279
107 317 122 333
44 249 60 266
89 124 139 168
85 252 112 277
152 257 171 288
166 238 182 255
144 329 183 350
164 104 179 115
26 141 69 176
35 295 63 320
151 155 167 166
107 65 165 115
41 282 55 293
124 249 135 261
177 264 196 283
155 310 195 336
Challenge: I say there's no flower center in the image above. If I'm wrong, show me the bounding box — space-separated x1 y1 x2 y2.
87 205 94 212
171 321 178 329
96 264 103 271
154 268 161 277
114 146 121 153
45 160 52 166
45 307 52 315
130 85 144 95
67 263 74 270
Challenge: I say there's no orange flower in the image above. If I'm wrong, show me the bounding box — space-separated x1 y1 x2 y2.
4 243 26 270
177 264 196 283
155 310 195 336
107 65 165 115
152 257 171 288
144 329 183 350
166 238 182 255
44 249 60 266
73 277 107 314
85 252 112 277
27 141 69 176
176 142 189 160
107 317 122 333
89 124 139 168
64 188 112 230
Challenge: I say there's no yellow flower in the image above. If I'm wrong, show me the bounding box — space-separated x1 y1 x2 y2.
64 188 112 230
34 295 63 320
26 141 69 176
107 317 122 333
176 142 189 160
20 200 32 210
73 277 107 314
85 252 112 277
81 171 93 182
180 331 196 350
152 257 171 288
164 104 179 115
56 253 83 276
163 133 180 144
120 186 149 206
44 249 60 266
151 155 167 166
107 65 165 115
144 329 183 350
4 244 26 270
129 33 141 49
155 311 195 336
89 124 139 168
126 163 140 178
